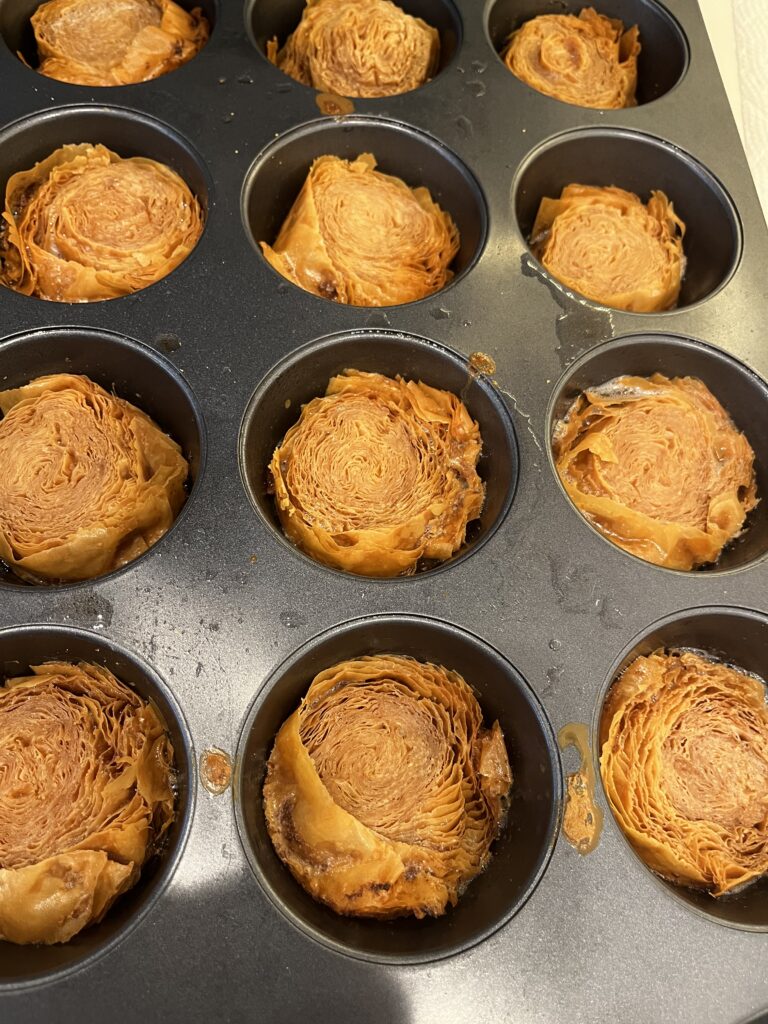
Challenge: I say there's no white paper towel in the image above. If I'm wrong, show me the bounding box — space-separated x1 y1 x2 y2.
699 0 768 219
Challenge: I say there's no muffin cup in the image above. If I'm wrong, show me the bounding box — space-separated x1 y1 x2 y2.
0 326 206 589
594 606 768 931
512 127 741 311
238 329 518 579
240 115 487 306
547 333 768 573
486 0 688 105
235 613 563 964
0 104 211 304
0 623 195 989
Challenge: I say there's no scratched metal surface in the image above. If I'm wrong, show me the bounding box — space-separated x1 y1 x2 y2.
0 0 767 1020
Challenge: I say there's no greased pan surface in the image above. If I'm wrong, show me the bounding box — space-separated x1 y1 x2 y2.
0 0 767 1020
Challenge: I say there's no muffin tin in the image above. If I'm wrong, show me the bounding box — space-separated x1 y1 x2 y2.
0 0 767 1019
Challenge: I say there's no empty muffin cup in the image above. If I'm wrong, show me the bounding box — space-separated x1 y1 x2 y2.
0 623 194 988
547 333 768 573
235 613 562 964
0 326 206 588
245 0 461 86
486 0 688 105
241 115 487 306
238 329 518 579
513 127 741 311
595 606 768 931
0 0 217 76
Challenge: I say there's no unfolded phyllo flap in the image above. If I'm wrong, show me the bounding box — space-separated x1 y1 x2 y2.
268 0 439 98
553 374 757 570
0 143 204 302
30 0 209 86
263 654 512 918
0 661 175 944
600 650 768 896
531 185 685 312
270 369 484 576
503 7 640 109
0 373 188 582
260 153 459 307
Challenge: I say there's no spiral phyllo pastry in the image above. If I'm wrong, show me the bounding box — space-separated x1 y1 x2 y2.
264 654 512 918
260 153 459 306
531 185 685 312
269 369 484 576
0 661 175 944
502 7 640 109
600 650 768 896
267 0 438 98
553 374 757 570
29 0 209 86
0 373 188 583
0 143 204 302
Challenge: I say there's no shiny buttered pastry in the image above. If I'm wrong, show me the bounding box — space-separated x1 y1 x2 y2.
28 0 209 85
269 369 484 576
0 661 176 944
0 373 188 582
553 374 757 570
0 143 204 302
600 650 768 896
260 153 458 307
268 0 439 98
264 654 512 918
502 7 640 109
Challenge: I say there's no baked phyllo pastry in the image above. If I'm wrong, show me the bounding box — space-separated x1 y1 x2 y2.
0 373 188 582
263 654 512 918
502 7 639 108
267 0 439 98
260 153 458 306
29 0 209 86
553 374 757 570
269 369 484 576
0 661 175 944
0 143 204 302
530 184 685 312
600 650 768 896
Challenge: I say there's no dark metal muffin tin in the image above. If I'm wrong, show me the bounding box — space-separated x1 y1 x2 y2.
0 0 766 1019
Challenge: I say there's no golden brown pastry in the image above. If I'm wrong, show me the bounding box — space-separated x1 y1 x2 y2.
29 0 209 86
260 153 459 306
502 7 640 108
0 143 204 302
269 369 484 576
600 650 768 896
0 661 175 944
553 374 757 570
531 185 685 312
267 0 439 98
0 373 188 582
263 654 512 918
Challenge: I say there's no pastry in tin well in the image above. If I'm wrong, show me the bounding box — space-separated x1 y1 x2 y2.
29 0 209 86
502 7 640 109
0 661 176 944
267 0 439 98
260 153 459 306
553 373 757 570
531 184 685 312
600 649 768 896
0 143 204 302
269 369 484 576
0 373 188 582
263 654 512 918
